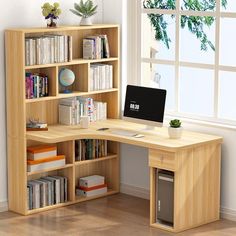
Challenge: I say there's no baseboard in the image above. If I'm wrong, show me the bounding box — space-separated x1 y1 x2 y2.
0 201 8 212
120 183 236 222
220 207 236 221
120 183 150 200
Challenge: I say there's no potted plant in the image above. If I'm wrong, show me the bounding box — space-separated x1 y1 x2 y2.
41 2 62 27
168 119 183 139
143 0 227 51
70 0 98 26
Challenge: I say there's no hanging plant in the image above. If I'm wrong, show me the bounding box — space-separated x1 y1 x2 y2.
143 0 228 51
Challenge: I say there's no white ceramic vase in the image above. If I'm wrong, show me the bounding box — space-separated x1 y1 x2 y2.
80 17 92 26
168 127 183 139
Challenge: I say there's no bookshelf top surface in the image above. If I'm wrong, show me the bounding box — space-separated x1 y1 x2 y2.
26 119 222 151
6 24 119 33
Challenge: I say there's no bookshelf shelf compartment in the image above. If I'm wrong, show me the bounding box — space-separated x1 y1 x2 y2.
75 189 118 203
25 67 57 99
58 64 89 93
75 154 117 165
27 163 73 176
27 201 74 215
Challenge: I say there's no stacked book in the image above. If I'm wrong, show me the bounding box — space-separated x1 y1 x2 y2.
27 145 65 172
90 64 113 91
83 35 110 59
27 176 68 210
25 35 72 66
76 175 107 197
75 139 108 161
25 72 49 99
59 97 107 125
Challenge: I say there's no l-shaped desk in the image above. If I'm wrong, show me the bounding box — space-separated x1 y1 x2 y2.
27 119 222 233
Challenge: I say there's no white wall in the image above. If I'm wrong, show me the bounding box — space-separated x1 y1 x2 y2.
103 0 236 219
0 0 103 206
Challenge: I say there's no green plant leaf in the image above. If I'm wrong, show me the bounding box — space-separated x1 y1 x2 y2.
70 9 83 17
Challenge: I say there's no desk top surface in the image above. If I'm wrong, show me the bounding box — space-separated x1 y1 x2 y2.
26 119 222 152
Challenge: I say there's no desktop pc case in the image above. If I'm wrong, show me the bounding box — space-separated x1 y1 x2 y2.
156 170 174 225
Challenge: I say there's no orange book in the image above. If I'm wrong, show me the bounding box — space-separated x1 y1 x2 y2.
27 145 57 160
27 145 57 154
27 155 65 165
78 183 107 192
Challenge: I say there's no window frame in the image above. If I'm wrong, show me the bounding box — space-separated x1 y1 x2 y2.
132 0 236 127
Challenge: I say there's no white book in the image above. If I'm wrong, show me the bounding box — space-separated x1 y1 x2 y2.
59 104 72 125
36 38 41 65
50 36 55 63
38 179 51 206
77 186 107 197
76 99 80 124
59 35 65 62
28 181 40 209
27 158 65 172
60 98 77 125
27 149 57 161
64 35 68 62
90 67 94 91
29 39 34 65
109 65 113 89
54 36 58 63
34 180 47 208
25 39 30 66
79 175 105 188
46 176 60 204
83 39 95 59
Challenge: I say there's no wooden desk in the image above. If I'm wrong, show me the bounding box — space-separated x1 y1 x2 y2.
27 119 222 233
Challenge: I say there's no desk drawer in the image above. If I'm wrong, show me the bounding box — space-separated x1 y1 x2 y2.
149 149 176 171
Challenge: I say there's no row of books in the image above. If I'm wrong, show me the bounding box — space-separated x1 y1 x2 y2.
27 145 65 172
27 176 68 210
59 97 107 125
90 64 113 91
83 35 110 59
75 139 108 161
25 73 49 99
25 35 72 66
76 175 107 197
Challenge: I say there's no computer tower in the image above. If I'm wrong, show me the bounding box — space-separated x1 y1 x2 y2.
156 170 174 225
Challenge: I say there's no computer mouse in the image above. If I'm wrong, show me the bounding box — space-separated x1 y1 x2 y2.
97 128 109 131
134 134 145 138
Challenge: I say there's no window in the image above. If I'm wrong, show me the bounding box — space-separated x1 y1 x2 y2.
136 0 236 126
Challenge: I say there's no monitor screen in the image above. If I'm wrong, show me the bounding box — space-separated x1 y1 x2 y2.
124 85 166 126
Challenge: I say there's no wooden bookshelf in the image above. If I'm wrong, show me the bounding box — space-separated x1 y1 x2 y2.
5 24 120 215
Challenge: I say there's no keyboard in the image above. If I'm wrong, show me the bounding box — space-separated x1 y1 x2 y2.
111 129 139 137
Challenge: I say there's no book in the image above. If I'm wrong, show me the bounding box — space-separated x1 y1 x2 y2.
27 145 57 160
28 181 40 209
59 104 73 125
25 35 72 66
76 186 107 197
79 183 107 191
79 175 105 188
27 155 65 172
82 35 110 60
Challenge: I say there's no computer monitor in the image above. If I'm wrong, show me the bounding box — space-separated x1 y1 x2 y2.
123 85 166 128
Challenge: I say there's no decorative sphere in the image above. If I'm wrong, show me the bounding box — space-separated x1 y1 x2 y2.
59 68 75 87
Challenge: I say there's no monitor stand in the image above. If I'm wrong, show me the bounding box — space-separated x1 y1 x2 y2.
142 125 155 131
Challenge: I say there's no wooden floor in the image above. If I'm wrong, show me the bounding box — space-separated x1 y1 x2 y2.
0 193 236 236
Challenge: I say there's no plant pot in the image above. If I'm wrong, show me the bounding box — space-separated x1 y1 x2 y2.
168 127 183 139
47 17 58 27
80 17 92 26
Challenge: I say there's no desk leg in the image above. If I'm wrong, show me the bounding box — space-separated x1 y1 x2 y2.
150 167 156 224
